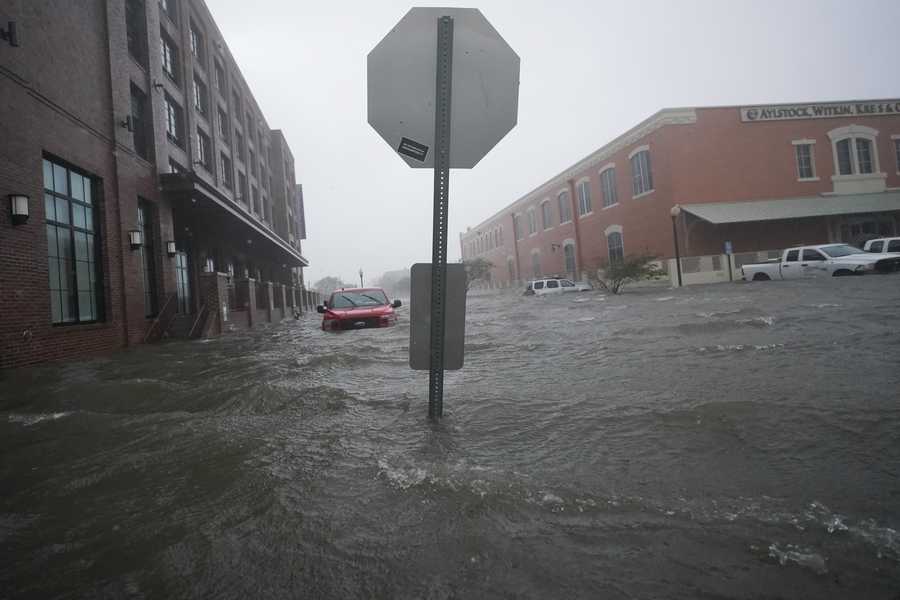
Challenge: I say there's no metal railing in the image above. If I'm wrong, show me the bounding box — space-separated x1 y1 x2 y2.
143 293 178 343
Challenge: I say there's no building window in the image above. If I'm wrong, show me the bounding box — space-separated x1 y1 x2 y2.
214 60 226 93
251 186 260 215
220 153 233 189
895 138 900 172
498 226 503 244
531 252 541 277
168 158 185 173
217 107 229 143
43 158 103 324
125 0 148 68
235 130 245 162
160 31 179 84
159 0 177 23
541 201 552 230
607 231 624 264
192 76 208 116
630 149 653 196
577 180 592 216
231 90 241 114
189 22 205 65
829 126 880 176
129 83 150 160
794 143 815 179
600 167 617 207
138 199 158 318
514 214 523 240
557 190 571 224
527 208 537 235
238 171 248 205
249 149 257 177
195 128 211 170
164 93 184 147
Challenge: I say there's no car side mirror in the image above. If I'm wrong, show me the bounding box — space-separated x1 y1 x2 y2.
392 299 402 308
316 305 325 314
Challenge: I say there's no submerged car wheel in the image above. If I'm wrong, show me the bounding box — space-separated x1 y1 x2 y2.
752 273 771 281
833 269 854 277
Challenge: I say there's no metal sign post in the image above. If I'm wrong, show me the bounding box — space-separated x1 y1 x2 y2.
367 7 519 420
428 16 453 419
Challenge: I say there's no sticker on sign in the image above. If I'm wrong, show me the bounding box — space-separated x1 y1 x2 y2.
367 7 520 169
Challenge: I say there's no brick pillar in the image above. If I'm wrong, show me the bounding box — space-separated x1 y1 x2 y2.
266 282 274 322
280 285 287 319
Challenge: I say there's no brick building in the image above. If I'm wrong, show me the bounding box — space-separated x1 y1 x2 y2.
460 99 900 286
0 0 310 368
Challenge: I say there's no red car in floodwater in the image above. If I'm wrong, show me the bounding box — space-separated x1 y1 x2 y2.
316 288 402 331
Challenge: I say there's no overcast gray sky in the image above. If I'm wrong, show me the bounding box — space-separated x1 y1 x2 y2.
209 0 900 285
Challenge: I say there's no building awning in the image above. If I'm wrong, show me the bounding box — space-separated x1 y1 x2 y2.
681 191 900 224
161 172 309 267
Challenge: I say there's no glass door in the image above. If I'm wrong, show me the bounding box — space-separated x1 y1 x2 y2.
175 251 192 314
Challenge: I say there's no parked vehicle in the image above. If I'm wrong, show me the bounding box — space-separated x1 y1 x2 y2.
316 288 402 331
741 244 900 281
863 237 900 254
524 278 592 296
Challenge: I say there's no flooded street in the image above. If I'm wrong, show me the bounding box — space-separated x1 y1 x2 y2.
3 277 900 599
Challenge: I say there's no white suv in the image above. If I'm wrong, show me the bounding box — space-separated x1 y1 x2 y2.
524 278 592 296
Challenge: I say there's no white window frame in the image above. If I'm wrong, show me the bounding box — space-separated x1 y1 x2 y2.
513 213 523 241
557 189 572 224
540 199 553 230
628 146 654 199
530 248 541 277
827 125 881 178
576 177 592 217
527 207 537 236
791 139 818 181
605 225 624 263
599 163 618 208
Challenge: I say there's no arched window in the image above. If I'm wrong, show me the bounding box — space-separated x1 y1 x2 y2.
629 147 654 197
828 125 880 176
557 190 572 224
541 200 553 230
576 179 592 216
606 228 624 263
600 166 618 207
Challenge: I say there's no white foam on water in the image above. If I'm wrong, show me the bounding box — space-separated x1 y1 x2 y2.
767 543 828 574
7 412 72 427
655 296 674 302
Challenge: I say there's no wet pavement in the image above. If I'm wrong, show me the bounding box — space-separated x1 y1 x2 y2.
2 276 900 599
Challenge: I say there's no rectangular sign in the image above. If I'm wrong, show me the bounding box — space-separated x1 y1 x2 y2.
724 241 733 255
397 137 429 162
741 100 900 122
409 263 466 371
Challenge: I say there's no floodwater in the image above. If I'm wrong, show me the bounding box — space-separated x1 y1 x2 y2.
3 276 900 599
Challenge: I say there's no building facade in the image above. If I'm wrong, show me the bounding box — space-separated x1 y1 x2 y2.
460 99 900 286
0 0 310 368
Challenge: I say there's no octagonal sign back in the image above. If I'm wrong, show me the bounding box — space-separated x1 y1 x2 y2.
367 7 520 169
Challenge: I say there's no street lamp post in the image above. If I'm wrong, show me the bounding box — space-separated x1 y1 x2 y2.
670 205 683 287
359 268 364 288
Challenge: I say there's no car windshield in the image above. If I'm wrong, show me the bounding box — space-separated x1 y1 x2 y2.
330 290 388 308
821 244 865 257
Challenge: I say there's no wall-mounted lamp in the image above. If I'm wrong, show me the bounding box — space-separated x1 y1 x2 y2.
0 21 18 48
128 229 143 250
119 115 134 132
152 79 165 91
165 241 177 256
550 243 561 252
9 193 29 225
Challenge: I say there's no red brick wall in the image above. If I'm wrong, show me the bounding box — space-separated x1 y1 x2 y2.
462 105 900 284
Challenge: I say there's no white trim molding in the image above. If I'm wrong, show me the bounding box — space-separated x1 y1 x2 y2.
632 189 655 200
562 238 576 247
575 176 590 185
530 248 541 255
827 124 879 141
598 162 615 174
604 224 623 236
628 144 650 160
792 138 816 146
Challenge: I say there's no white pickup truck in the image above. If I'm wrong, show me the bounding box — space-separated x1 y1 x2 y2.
741 244 900 281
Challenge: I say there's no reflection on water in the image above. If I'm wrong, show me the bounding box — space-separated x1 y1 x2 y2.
2 277 900 598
